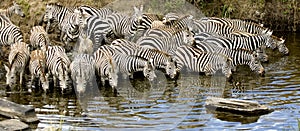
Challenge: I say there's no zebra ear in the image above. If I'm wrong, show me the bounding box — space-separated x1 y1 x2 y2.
13 1 17 6
4 64 10 72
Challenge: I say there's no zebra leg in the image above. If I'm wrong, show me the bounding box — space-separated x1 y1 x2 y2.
20 70 24 87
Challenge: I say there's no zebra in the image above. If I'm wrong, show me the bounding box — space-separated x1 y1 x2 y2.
43 3 77 44
174 45 233 78
199 17 268 34
111 39 177 78
0 18 23 45
106 5 143 39
0 1 25 23
94 48 118 88
4 42 30 87
70 54 96 95
113 53 157 81
29 50 49 92
194 31 274 54
270 35 289 55
46 45 71 93
137 29 194 54
30 26 51 52
194 32 269 62
193 41 265 75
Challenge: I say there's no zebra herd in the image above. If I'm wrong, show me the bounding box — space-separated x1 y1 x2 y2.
0 2 289 94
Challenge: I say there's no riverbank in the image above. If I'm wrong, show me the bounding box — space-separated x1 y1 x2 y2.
186 0 300 32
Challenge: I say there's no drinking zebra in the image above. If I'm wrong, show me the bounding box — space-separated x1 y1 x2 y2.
29 50 49 92
94 48 118 88
111 39 177 78
46 45 71 93
4 42 30 87
193 42 265 75
113 53 157 81
174 45 233 78
70 54 96 95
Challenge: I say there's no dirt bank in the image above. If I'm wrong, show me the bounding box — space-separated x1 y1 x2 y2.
187 0 300 32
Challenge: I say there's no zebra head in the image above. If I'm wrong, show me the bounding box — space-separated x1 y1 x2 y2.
74 8 91 28
143 58 156 81
44 3 59 22
58 64 69 92
221 56 233 79
40 73 50 92
11 1 25 17
276 37 289 55
181 30 195 45
133 5 143 24
107 57 118 88
250 52 265 76
255 45 269 62
4 64 16 87
165 57 177 79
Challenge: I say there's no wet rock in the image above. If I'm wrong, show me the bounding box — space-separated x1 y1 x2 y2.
0 98 39 123
0 119 29 131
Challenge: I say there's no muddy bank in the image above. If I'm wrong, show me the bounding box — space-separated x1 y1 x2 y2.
187 0 300 32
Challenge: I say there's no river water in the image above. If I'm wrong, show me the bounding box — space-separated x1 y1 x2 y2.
0 32 299 130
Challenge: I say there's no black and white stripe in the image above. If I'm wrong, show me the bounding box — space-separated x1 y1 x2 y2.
137 29 194 54
94 46 118 88
174 45 233 78
193 42 265 75
4 42 30 87
0 17 23 45
113 53 156 81
106 6 143 39
30 26 51 52
46 45 71 92
111 39 177 78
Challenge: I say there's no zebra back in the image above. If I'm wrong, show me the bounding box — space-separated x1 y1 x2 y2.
0 22 23 45
30 26 51 51
78 5 115 19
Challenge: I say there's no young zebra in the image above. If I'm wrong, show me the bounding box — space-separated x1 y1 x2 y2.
193 42 265 75
137 29 194 55
0 1 25 23
70 54 96 95
46 45 71 93
111 39 177 79
94 48 118 88
4 42 30 87
30 26 51 52
0 18 23 45
106 5 143 39
174 45 233 78
113 53 157 81
29 50 49 92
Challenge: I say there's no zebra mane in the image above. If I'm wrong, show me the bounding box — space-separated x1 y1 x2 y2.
47 2 63 7
271 35 285 42
8 51 19 69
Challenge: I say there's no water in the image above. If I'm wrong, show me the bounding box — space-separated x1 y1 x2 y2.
0 33 300 130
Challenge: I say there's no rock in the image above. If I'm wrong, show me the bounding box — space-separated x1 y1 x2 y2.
205 97 274 115
0 119 30 131
0 98 39 123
